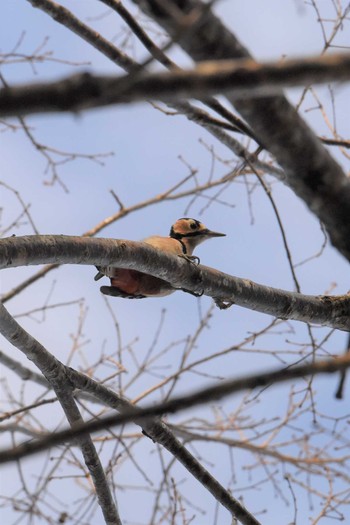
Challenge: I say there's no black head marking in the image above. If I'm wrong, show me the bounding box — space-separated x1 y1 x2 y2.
170 218 204 239
179 218 201 228
170 225 181 239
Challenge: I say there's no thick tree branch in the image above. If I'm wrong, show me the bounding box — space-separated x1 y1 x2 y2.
0 300 261 525
1 0 282 307
133 0 350 263
1 162 282 304
0 295 121 524
1 53 350 116
51 385 122 525
1 348 350 464
0 235 349 329
23 0 273 168
66 368 261 525
0 349 49 387
0 349 118 406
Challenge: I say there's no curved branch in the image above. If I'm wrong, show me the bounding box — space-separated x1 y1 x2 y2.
0 235 349 330
19 0 350 262
1 166 282 304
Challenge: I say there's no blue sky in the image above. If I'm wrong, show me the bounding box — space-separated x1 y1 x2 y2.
1 1 350 524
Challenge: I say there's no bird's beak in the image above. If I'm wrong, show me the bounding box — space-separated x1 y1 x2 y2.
203 229 226 238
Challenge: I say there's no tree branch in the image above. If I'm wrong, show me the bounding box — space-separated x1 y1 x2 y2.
0 293 121 525
20 0 350 262
0 235 349 329
24 0 273 160
26 0 134 70
0 300 261 525
2 53 350 116
335 332 350 399
133 0 350 263
1 348 350 464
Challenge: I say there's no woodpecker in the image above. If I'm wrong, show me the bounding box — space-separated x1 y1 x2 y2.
95 218 225 299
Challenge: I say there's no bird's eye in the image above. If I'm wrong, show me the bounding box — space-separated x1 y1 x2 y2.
190 222 197 230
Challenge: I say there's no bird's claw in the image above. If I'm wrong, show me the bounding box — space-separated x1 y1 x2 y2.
178 254 203 296
181 288 204 298
142 429 156 442
214 298 234 310
179 254 200 265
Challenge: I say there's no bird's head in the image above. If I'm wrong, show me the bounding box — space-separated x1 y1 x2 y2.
170 218 225 254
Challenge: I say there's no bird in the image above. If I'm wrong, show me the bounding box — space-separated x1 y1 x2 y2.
95 217 225 299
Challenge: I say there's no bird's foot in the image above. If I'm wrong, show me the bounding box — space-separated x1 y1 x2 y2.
214 298 234 310
100 286 146 299
181 288 204 298
178 254 203 296
142 429 156 442
179 254 200 265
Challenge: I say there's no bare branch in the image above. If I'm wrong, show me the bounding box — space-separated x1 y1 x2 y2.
1 348 350 464
2 53 350 116
0 301 261 525
0 235 349 329
0 288 121 525
134 0 350 264
26 0 134 70
335 333 350 399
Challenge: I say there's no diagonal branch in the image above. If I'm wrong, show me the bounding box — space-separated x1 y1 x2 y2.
26 0 134 70
0 235 349 329
133 0 350 262
3 0 282 306
0 301 261 525
51 385 122 525
1 347 350 464
0 300 121 525
23 0 269 168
